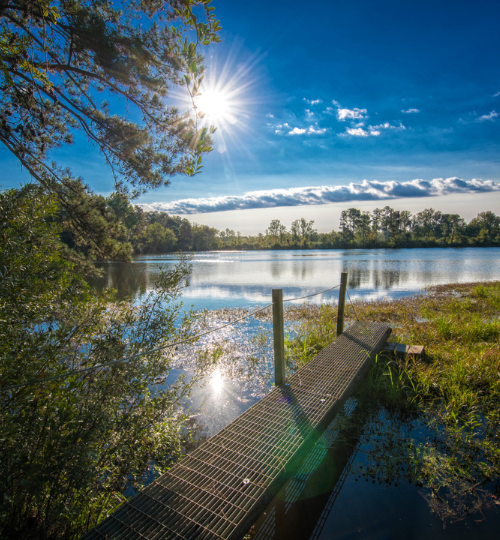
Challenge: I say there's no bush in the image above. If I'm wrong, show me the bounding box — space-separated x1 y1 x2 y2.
0 187 194 539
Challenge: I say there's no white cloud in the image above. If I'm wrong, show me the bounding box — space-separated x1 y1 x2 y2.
337 108 367 121
303 98 323 105
266 113 274 118
307 126 327 134
305 109 314 118
494 92 500 97
344 127 369 137
138 178 500 215
341 126 382 137
286 125 327 135
339 122 405 137
332 99 341 107
402 108 420 114
478 110 498 121
369 122 406 131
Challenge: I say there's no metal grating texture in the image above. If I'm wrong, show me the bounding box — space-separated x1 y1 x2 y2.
252 398 359 540
81 321 391 540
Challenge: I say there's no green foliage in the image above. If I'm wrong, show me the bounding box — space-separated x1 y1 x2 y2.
0 0 221 198
0 187 197 539
109 205 500 256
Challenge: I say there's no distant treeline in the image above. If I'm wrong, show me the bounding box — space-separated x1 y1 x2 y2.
59 193 500 256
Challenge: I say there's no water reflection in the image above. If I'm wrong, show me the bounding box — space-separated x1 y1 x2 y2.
89 248 500 311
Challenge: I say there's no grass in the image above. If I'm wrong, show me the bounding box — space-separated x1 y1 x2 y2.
284 281 500 523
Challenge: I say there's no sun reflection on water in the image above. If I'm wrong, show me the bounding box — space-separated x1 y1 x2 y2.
210 368 224 394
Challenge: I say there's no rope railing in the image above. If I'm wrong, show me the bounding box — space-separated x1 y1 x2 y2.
2 277 349 392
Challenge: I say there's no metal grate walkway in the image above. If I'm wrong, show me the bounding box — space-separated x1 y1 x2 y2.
82 321 391 540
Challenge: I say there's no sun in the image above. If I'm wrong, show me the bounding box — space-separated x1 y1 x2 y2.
195 86 238 127
178 48 261 153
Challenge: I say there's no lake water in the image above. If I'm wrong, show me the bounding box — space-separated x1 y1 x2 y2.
93 247 500 311
93 248 500 539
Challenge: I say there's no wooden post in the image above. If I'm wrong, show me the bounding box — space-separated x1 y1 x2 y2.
336 272 348 336
272 289 286 386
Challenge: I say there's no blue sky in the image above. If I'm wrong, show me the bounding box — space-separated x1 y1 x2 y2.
2 0 500 233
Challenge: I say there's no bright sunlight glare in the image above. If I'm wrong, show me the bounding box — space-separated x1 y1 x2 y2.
177 45 263 156
210 368 224 394
196 87 238 126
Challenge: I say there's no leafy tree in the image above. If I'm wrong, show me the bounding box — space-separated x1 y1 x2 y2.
0 0 220 215
138 222 177 253
191 222 218 250
413 208 443 238
469 211 500 243
107 192 141 232
224 227 235 247
440 213 465 244
266 219 282 243
380 206 400 238
290 219 301 241
339 208 360 244
178 218 192 250
357 211 371 243
299 217 316 240
0 187 197 538
54 179 135 265
371 207 383 233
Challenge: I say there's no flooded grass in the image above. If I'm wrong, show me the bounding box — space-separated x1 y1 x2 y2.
284 280 500 525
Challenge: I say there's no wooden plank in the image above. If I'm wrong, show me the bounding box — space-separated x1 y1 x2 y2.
336 272 348 336
384 342 424 358
81 321 391 540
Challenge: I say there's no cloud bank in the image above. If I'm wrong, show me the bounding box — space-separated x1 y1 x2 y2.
138 178 500 215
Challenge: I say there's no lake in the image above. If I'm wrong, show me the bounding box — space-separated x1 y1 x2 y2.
93 248 500 539
93 247 500 311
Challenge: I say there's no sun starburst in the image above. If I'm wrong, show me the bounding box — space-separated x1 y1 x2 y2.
196 87 238 126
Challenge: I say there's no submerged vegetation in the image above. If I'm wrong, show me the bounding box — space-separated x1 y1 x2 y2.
285 281 500 523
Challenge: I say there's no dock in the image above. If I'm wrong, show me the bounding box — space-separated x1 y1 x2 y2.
82 320 391 540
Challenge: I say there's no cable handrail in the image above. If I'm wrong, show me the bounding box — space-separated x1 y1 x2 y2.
283 283 341 303
2 282 343 392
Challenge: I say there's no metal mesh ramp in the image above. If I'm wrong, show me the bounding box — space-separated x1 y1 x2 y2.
82 321 391 540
